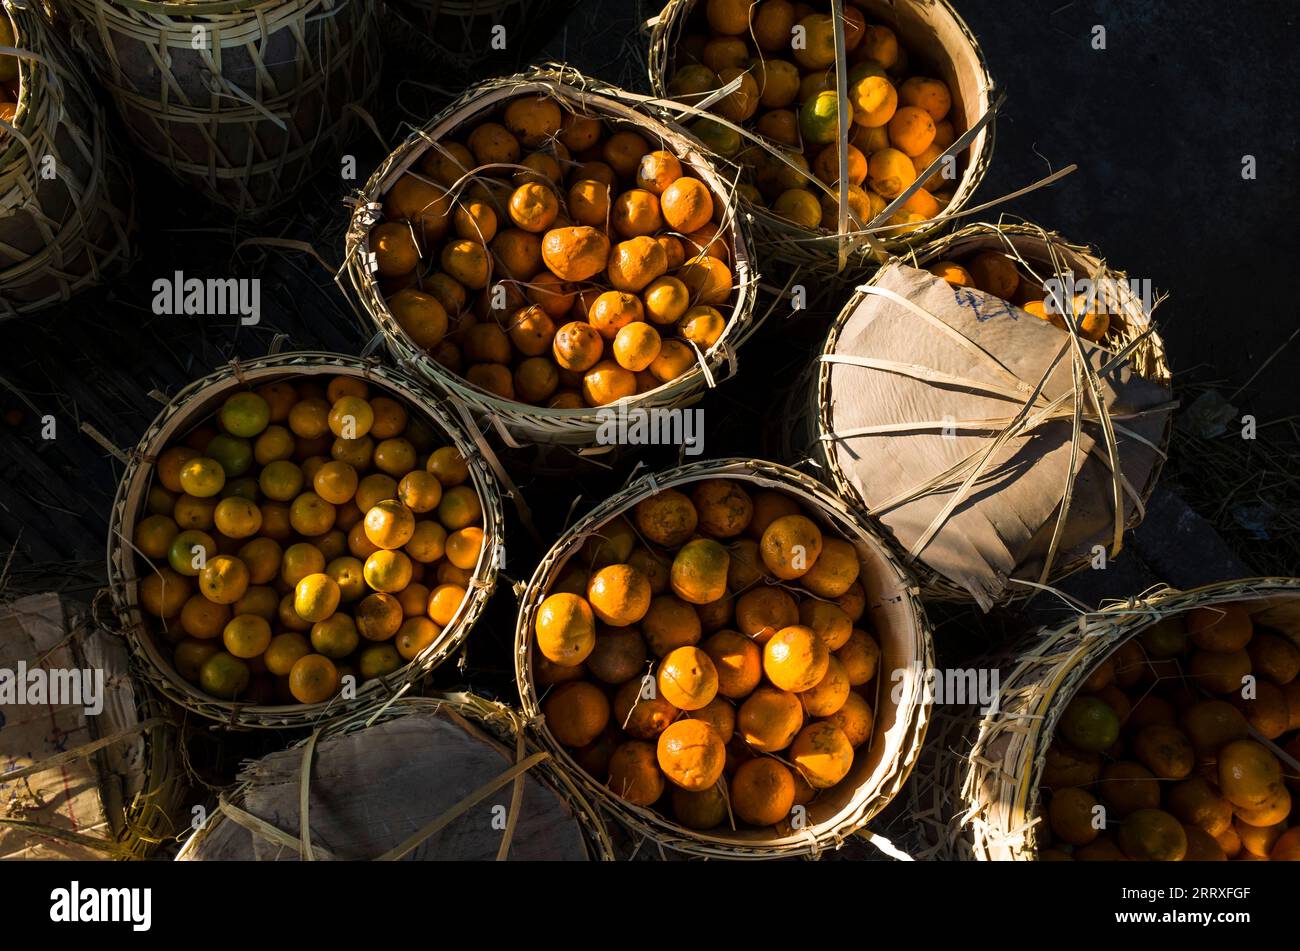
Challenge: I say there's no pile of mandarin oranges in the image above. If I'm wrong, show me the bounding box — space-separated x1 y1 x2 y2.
1037 603 1300 861
529 478 883 832
369 92 737 410
131 375 485 706
666 0 961 236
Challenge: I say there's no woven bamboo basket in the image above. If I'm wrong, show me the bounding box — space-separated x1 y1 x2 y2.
0 1 133 317
515 458 932 859
106 352 505 730
0 593 186 859
915 578 1300 861
346 67 760 451
648 0 995 277
64 0 382 216
787 221 1174 609
175 692 616 860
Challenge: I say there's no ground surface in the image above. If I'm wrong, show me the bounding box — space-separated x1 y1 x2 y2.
0 0 1296 855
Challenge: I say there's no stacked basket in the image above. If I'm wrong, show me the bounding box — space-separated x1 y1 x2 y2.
0 1 133 317
65 0 382 215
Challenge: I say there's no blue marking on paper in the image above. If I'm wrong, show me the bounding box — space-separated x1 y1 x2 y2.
953 287 1019 322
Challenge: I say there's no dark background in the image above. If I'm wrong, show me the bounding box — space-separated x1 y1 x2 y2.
0 0 1296 674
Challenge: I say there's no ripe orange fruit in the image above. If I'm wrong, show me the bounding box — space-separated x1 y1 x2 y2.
656 718 725 792
395 616 439 660
294 572 341 623
790 721 853 789
661 176 713 233
1118 808 1188 861
735 586 798 643
436 485 482 531
1099 761 1161 817
178 457 225 498
551 320 604 373
586 564 652 627
688 696 735 744
371 221 421 277
800 538 861 599
677 255 732 307
602 130 650 179
636 150 683 194
691 479 753 538
264 632 311 676
738 685 804 753
643 276 690 324
311 613 359 659
725 541 762 595
354 591 404 641
1166 777 1233 836
586 627 648 684
535 592 596 666
427 583 466 627
1188 602 1254 652
362 549 412 593
837 628 878 685
798 600 853 651
541 226 610 282
612 322 662 373
670 539 730 605
672 785 728 830
614 676 679 739
222 614 272 659
701 630 762 698
825 690 874 747
732 758 796 826
199 555 249 605
657 646 719 712
288 654 338 704
608 741 665 805
198 652 250 699
764 625 829 693
649 339 695 383
582 361 637 406
760 514 824 580
608 236 669 293
1217 739 1283 809
179 594 229 640
545 681 611 748
508 182 559 233
799 656 850 717
444 526 484 571
364 499 416 550
641 595 702 657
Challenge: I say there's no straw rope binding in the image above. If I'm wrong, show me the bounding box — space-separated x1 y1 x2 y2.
790 220 1174 607
64 0 382 216
174 692 616 860
345 65 761 450
515 457 933 859
106 352 505 730
648 0 996 277
920 577 1300 860
0 1 134 318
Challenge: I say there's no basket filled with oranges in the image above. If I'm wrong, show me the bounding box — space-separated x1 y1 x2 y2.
107 352 504 730
786 221 1174 610
926 579 1300 862
648 0 995 276
344 67 758 452
514 458 932 858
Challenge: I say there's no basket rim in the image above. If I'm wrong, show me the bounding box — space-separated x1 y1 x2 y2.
513 456 934 858
960 576 1300 860
811 219 1175 606
105 351 505 730
646 0 999 270
343 68 763 446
